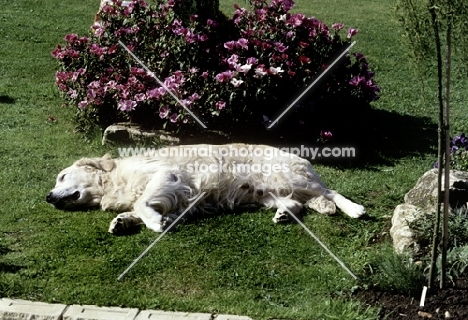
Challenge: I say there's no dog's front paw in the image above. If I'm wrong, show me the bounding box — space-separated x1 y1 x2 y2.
161 214 180 230
345 203 366 218
108 216 126 235
272 210 290 224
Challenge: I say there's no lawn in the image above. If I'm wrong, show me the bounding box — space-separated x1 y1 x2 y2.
0 0 466 319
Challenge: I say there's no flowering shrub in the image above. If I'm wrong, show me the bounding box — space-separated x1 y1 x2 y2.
52 0 379 135
435 133 468 171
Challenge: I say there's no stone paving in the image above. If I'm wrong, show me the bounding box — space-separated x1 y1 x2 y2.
0 298 253 320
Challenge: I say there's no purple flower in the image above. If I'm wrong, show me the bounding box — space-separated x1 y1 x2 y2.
332 23 344 30
215 70 235 82
216 101 226 110
237 38 248 50
189 93 201 101
224 41 236 51
230 78 244 87
275 42 288 53
64 33 78 43
282 0 295 11
347 28 358 38
320 131 333 141
246 57 258 65
227 54 239 68
147 87 166 99
453 133 468 148
118 100 137 111
134 93 146 102
169 113 178 123
78 99 89 109
89 43 107 57
349 75 365 86
287 14 305 27
159 106 170 119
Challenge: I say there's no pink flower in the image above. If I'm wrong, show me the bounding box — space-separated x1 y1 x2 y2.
275 42 288 53
269 66 284 75
159 106 170 119
51 45 66 59
347 28 358 38
64 33 78 43
332 23 344 30
227 54 239 68
104 80 117 92
298 55 310 64
255 65 268 77
89 43 107 57
169 113 178 123
237 64 252 73
66 49 80 59
216 101 226 110
134 93 146 102
118 100 137 112
131 67 146 75
246 57 258 65
287 14 305 27
230 78 244 87
320 131 333 141
237 38 248 50
106 45 117 55
78 99 89 109
215 70 235 83
67 89 78 99
189 93 201 101
224 41 236 51
201 71 209 79
349 75 365 86
147 87 165 99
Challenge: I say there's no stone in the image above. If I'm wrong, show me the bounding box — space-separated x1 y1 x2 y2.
102 123 231 146
102 123 180 146
63 304 139 320
390 203 425 254
0 298 67 320
404 169 468 213
390 169 468 253
135 310 211 319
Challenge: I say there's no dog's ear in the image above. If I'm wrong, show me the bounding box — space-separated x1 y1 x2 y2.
75 154 115 172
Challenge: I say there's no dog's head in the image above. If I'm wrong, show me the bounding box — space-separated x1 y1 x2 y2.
46 154 115 210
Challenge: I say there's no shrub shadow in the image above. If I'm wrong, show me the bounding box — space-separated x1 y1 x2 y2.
184 107 437 168
0 245 23 273
0 95 16 104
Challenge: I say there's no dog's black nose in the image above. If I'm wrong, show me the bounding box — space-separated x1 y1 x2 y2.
46 192 53 203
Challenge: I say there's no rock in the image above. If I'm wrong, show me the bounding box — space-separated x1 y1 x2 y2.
405 169 468 212
390 169 468 253
418 310 433 318
102 123 180 145
102 123 231 146
390 204 425 254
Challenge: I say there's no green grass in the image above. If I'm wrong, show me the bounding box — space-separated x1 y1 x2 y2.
1 0 467 319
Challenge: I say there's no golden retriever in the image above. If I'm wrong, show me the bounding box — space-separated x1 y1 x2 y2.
46 144 365 235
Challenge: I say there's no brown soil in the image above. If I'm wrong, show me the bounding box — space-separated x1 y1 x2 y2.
356 278 468 319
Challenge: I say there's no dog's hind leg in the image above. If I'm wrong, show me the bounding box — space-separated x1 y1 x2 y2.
108 212 144 235
133 170 192 233
260 194 303 223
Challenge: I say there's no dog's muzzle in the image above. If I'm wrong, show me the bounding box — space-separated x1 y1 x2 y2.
46 190 80 209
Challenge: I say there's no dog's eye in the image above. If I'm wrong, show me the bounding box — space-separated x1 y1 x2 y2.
59 174 67 182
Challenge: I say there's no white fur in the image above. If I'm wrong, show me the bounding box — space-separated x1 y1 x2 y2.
47 144 365 234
